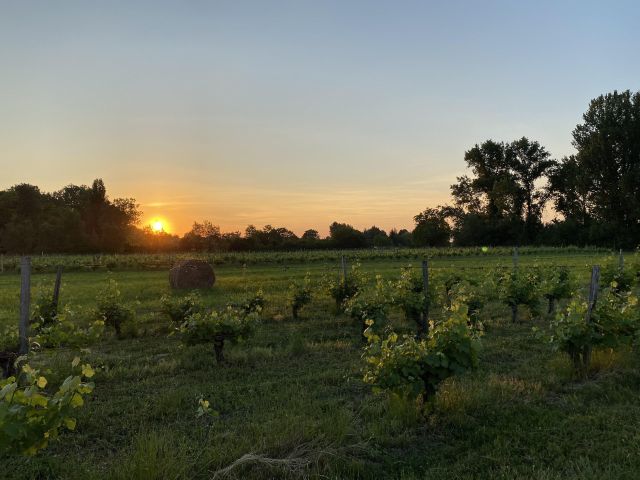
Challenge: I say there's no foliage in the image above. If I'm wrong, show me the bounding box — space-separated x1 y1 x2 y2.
180 306 260 363
96 279 132 337
539 266 575 313
601 263 635 294
344 276 389 338
0 326 19 353
412 208 451 247
287 276 313 319
448 280 485 326
548 90 640 247
497 269 541 321
362 303 480 401
230 290 265 317
547 290 640 374
325 263 365 311
389 265 433 335
0 358 95 456
161 292 202 324
32 306 105 348
31 290 59 332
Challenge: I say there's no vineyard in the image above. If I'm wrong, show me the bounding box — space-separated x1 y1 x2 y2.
1 248 640 479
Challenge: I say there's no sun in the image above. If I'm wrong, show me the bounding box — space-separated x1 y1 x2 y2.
151 220 164 233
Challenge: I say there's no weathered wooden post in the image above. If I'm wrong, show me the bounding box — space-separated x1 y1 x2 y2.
19 257 31 355
52 266 63 311
419 259 429 338
583 265 600 373
341 255 347 282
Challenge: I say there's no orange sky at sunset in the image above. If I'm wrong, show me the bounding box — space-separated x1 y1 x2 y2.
3 2 635 238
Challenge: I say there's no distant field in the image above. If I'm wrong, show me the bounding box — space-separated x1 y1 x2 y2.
1 249 640 479
0 245 617 272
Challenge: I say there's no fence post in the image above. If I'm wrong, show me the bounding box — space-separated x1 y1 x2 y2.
583 265 600 372
619 249 624 271
52 266 63 311
341 255 347 282
19 257 31 355
420 259 429 337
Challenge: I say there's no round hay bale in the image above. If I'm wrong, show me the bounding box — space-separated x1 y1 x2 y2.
169 260 215 290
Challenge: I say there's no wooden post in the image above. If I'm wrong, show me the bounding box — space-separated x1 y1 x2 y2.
19 257 31 355
419 259 429 337
619 249 624 271
583 265 600 373
341 255 347 282
52 266 63 311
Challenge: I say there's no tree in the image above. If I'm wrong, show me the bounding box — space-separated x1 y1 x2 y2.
302 229 320 240
328 222 366 249
506 137 554 240
363 226 391 247
412 207 451 247
448 138 553 245
552 90 640 247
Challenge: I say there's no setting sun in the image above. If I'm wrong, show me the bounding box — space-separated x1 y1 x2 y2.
151 220 164 233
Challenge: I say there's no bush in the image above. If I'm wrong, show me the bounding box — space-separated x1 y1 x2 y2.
181 306 260 363
161 292 202 324
288 276 312 319
33 306 105 348
96 279 132 338
0 358 95 456
31 291 59 332
390 265 433 337
601 263 635 294
230 290 265 316
325 263 365 311
540 266 574 314
363 303 480 402
448 281 485 326
498 270 541 322
344 276 389 340
546 289 640 375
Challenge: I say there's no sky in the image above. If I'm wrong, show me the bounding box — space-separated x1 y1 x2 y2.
1 1 639 236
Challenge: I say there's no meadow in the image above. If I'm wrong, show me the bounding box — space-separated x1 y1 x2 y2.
2 248 640 479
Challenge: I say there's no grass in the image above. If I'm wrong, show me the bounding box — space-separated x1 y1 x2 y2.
1 252 640 479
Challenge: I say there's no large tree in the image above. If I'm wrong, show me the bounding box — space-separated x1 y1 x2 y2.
549 90 640 247
450 137 552 244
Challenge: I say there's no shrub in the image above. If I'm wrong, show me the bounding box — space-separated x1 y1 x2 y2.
601 264 635 294
390 265 434 337
325 263 365 311
31 291 59 332
288 276 312 319
230 289 265 316
161 292 202 324
547 290 640 376
498 270 541 322
181 306 260 363
344 275 389 339
448 281 485 326
96 279 132 338
33 306 105 349
362 303 480 402
0 358 95 456
540 266 575 314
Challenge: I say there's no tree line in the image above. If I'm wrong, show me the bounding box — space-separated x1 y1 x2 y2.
1 89 638 254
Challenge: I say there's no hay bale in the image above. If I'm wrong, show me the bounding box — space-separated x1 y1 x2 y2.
169 260 216 290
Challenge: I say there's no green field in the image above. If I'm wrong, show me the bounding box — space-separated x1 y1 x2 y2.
2 249 640 479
